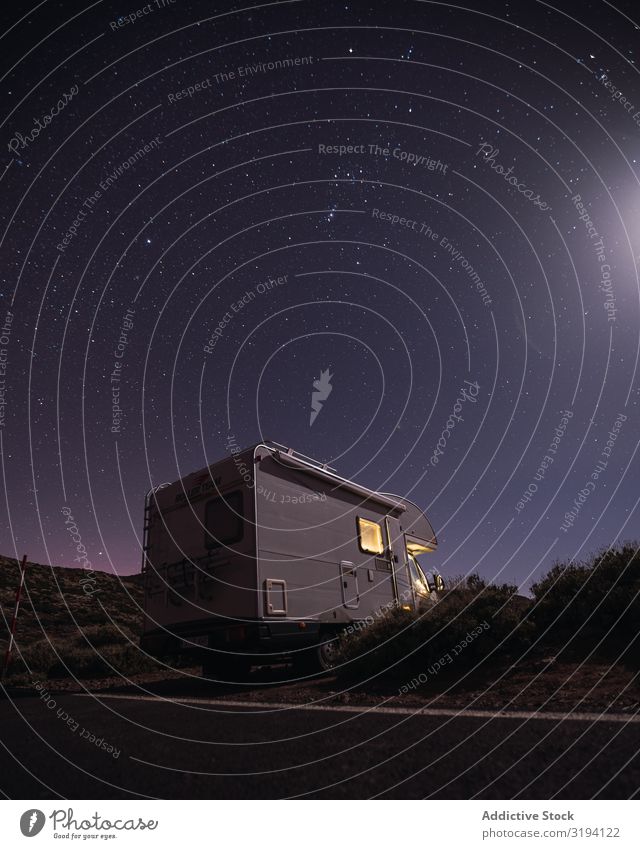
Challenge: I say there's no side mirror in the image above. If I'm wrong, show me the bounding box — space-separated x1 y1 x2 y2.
434 574 445 592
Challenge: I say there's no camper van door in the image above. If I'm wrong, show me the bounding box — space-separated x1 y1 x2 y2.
385 515 412 608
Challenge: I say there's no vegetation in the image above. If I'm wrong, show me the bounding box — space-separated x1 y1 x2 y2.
530 543 640 661
337 543 640 684
2 543 638 685
0 556 157 682
336 575 532 683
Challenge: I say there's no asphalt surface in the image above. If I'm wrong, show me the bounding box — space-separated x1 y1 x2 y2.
1 686 639 799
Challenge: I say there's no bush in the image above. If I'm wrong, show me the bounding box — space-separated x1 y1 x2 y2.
5 624 159 680
336 576 532 685
73 623 136 648
530 543 640 661
48 643 159 679
7 638 58 676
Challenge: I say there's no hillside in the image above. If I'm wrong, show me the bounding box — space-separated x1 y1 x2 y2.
0 555 148 681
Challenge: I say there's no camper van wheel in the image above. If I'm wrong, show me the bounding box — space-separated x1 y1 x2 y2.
292 634 339 674
317 636 339 671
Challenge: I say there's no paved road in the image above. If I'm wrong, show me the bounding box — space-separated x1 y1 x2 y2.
1 691 638 798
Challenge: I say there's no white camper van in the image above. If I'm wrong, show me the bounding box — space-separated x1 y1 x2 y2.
140 441 442 675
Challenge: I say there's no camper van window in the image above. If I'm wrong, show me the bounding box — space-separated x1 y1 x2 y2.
204 491 244 549
357 517 384 555
407 554 430 598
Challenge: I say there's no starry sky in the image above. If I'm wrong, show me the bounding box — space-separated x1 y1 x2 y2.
0 0 639 591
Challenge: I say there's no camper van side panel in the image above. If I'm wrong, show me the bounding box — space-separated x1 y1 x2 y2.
143 451 258 634
254 455 397 623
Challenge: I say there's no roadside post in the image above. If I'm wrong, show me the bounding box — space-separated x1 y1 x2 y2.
1 554 28 685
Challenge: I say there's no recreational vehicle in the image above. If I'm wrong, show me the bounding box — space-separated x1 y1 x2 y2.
140 441 443 675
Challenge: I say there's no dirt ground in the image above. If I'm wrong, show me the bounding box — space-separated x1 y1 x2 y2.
6 655 639 716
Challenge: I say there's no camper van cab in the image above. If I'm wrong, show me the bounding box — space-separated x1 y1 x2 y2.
140 442 442 675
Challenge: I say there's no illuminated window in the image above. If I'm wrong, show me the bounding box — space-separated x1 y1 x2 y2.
357 517 384 554
407 554 431 598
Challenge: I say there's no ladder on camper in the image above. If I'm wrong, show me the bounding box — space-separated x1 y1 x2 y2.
140 483 169 573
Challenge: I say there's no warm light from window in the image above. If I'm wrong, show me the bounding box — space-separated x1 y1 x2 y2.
357 517 384 554
406 540 434 555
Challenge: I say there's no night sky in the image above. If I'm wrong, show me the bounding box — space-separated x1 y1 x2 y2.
1 0 639 592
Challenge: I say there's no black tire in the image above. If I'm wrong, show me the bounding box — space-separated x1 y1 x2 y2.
317 635 339 671
293 635 339 675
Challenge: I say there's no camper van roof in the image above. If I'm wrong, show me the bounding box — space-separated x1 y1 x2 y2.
258 440 337 471
151 442 411 515
254 442 407 513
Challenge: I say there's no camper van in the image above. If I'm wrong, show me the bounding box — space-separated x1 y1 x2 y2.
140 441 442 675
